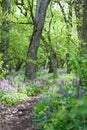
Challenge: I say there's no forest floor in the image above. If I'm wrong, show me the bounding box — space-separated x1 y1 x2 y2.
0 94 42 130
0 69 77 130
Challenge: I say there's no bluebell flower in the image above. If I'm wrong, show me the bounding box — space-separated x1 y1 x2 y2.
58 89 64 95
45 110 50 116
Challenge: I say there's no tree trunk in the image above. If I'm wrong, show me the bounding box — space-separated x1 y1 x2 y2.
66 2 72 74
58 1 73 74
48 52 58 76
74 0 87 87
15 60 23 71
0 0 11 69
74 0 83 39
25 0 50 80
48 55 53 73
82 0 87 42
66 53 71 73
81 0 87 86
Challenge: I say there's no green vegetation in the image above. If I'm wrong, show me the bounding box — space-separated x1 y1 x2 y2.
33 93 87 130
2 92 28 105
0 54 8 79
0 0 87 129
0 75 47 105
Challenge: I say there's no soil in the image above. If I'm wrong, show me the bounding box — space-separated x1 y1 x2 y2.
0 95 42 130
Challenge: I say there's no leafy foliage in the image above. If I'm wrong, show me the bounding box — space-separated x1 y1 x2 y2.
0 0 87 129
33 91 87 130
0 72 48 105
2 92 28 105
0 54 8 79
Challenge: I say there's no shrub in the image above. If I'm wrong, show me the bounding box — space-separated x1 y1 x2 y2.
0 54 8 79
33 91 87 130
2 92 28 105
25 80 46 96
0 78 45 105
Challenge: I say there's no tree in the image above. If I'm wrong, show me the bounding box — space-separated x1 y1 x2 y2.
0 0 11 69
42 6 58 75
25 0 51 80
80 0 87 86
82 0 87 42
73 0 87 86
58 0 73 73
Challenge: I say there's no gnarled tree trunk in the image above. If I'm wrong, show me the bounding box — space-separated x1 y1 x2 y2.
0 0 11 69
25 0 51 80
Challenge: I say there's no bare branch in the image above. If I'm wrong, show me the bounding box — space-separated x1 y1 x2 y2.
14 0 27 16
28 0 35 24
57 1 68 23
11 20 33 25
14 0 24 6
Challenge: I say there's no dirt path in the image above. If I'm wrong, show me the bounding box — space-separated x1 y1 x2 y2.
0 95 42 130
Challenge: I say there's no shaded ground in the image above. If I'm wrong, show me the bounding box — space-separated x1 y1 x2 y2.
0 95 42 130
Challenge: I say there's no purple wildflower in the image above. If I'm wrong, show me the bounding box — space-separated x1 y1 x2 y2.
21 82 25 87
64 92 69 97
72 79 77 86
79 91 84 98
45 110 50 116
53 107 57 112
0 108 2 112
58 89 64 95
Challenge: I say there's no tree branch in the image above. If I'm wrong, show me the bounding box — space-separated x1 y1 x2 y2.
14 0 24 6
28 0 35 24
57 1 68 23
47 1 53 43
11 21 33 25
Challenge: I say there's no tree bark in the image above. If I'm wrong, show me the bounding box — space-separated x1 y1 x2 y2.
48 52 57 74
25 0 51 80
58 1 73 73
74 0 83 39
81 0 87 86
66 2 72 74
74 0 87 87
0 0 11 69
82 0 87 42
66 53 71 73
